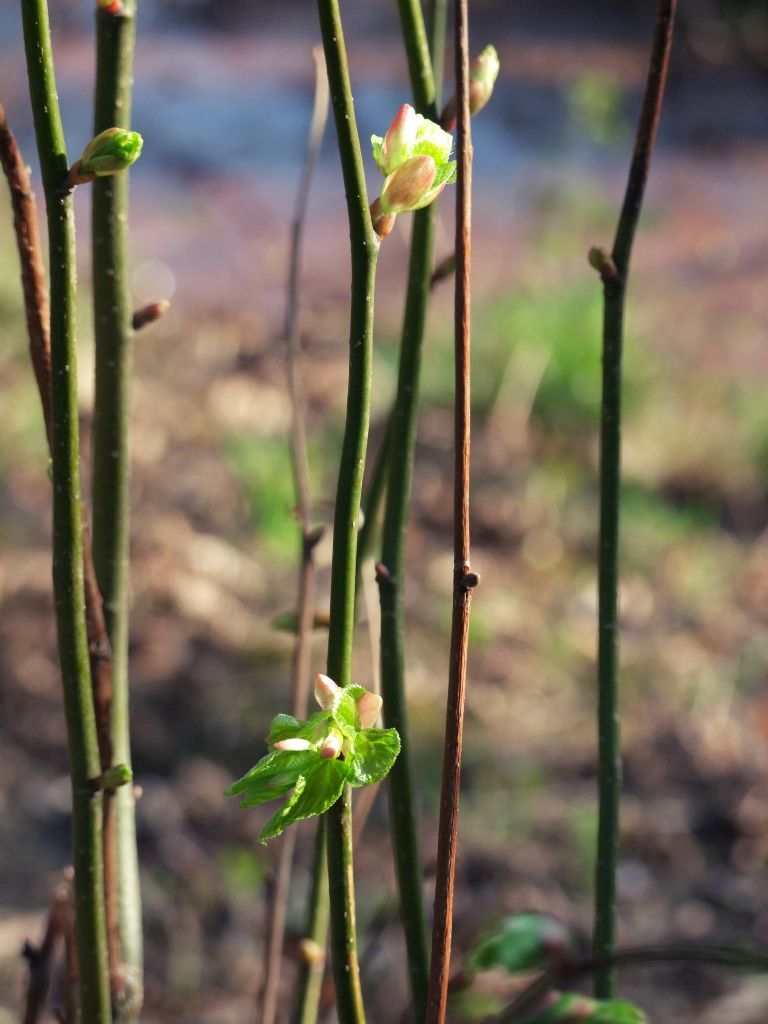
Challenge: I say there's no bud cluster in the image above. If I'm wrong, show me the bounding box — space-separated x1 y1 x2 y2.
369 44 500 237
369 104 457 237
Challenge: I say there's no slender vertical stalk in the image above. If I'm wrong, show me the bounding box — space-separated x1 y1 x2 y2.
315 1 379 1021
376 3 443 1019
426 0 475 1019
90 1 142 1014
591 0 676 998
19 0 111 1020
427 0 448 101
292 821 330 1024
1 93 121 1024
260 47 329 1024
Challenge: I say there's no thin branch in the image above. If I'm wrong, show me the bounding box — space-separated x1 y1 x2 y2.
22 885 70 1024
315 0 380 1019
497 943 768 1022
0 93 120 1024
19 0 111 1016
91 1 143 1012
426 0 476 1019
0 101 51 447
376 0 443 1017
591 0 677 998
260 46 329 1024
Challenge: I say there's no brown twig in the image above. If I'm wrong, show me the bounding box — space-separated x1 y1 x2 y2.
258 46 329 1024
0 102 51 447
496 942 768 1022
0 102 122 1004
22 885 70 1024
426 0 475 1020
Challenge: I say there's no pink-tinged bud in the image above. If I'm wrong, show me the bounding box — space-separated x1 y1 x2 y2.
132 299 170 331
380 155 436 215
370 198 397 238
382 104 415 164
441 44 500 129
318 730 343 760
378 103 417 174
314 673 340 710
273 737 311 752
356 691 382 729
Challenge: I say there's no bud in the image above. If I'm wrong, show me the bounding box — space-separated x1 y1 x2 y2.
379 154 437 214
371 107 455 234
314 673 341 711
372 104 453 176
273 737 312 752
97 0 122 13
132 299 170 331
441 44 500 130
356 690 382 729
370 198 397 238
376 103 417 175
469 912 572 974
66 128 143 187
318 729 343 760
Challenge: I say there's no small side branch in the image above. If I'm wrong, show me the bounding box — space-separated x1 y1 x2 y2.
0 101 51 447
261 46 328 1024
21 885 71 1024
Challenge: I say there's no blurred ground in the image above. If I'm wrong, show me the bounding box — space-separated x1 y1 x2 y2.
2 2 768 1022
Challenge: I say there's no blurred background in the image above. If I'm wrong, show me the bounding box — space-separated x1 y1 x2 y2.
2 0 768 1021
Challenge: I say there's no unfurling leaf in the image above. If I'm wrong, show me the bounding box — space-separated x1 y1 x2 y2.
518 993 647 1024
259 758 349 843
348 728 401 787
469 913 572 974
227 676 400 841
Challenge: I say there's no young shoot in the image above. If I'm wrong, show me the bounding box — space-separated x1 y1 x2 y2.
227 674 400 843
369 104 457 237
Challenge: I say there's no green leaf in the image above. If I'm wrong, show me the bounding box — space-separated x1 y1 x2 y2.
371 134 384 172
432 160 457 189
469 913 571 974
589 1001 646 1024
225 749 316 807
348 728 401 787
266 710 328 746
333 684 367 730
258 757 350 842
519 994 646 1024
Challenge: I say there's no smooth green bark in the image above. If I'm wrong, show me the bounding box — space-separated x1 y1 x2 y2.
316 0 379 1021
378 2 442 1018
20 0 111 1019
91 2 143 1014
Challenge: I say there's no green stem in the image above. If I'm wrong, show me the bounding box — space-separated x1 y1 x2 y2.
292 819 330 1024
427 0 448 101
91 2 142 1015
326 787 366 1022
378 207 434 1024
377 6 443 1017
19 1 111 1020
592 0 676 998
316 0 379 1021
355 417 392 590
